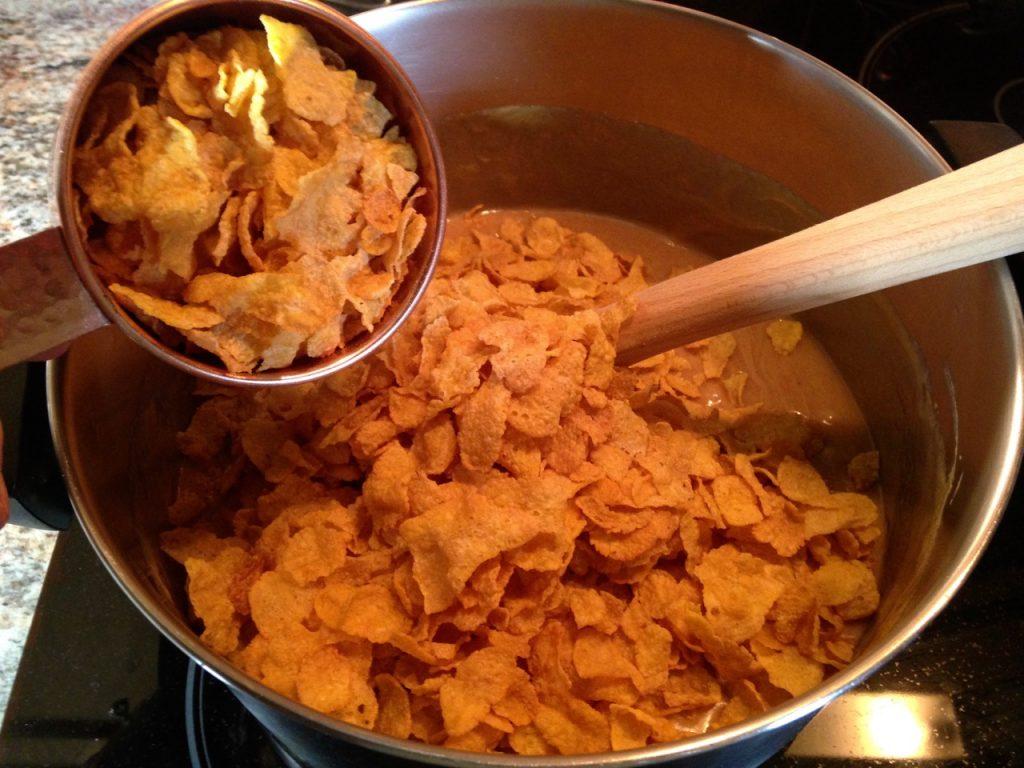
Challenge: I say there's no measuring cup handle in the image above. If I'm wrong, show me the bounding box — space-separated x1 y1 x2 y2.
0 227 107 370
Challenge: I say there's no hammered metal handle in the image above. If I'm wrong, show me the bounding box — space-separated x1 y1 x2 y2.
0 228 107 369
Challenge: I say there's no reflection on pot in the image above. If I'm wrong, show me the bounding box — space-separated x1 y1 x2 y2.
787 692 964 760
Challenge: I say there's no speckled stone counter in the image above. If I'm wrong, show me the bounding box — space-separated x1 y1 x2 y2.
0 526 57 715
0 0 147 717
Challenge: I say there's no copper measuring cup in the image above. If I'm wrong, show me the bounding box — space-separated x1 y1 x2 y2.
0 0 445 386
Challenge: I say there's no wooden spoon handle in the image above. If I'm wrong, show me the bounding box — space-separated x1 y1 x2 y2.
615 143 1024 365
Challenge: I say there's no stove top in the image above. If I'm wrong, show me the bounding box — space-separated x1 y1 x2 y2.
2 1 1023 766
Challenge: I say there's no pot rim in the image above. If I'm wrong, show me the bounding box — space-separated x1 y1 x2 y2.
47 0 1024 764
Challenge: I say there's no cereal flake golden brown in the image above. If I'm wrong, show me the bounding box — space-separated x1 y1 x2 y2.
74 17 426 372
162 214 883 754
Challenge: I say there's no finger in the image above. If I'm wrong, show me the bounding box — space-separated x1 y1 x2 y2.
0 424 8 528
0 470 8 528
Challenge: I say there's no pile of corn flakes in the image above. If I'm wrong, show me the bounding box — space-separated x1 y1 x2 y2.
161 215 882 754
73 17 425 373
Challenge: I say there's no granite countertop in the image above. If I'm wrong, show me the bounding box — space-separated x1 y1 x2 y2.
0 0 148 718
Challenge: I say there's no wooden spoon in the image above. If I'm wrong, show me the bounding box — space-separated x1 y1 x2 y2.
615 143 1024 365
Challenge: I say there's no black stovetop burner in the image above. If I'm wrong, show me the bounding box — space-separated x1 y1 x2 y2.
2 1 1023 766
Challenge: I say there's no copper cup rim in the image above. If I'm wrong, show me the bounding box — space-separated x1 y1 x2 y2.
53 0 446 387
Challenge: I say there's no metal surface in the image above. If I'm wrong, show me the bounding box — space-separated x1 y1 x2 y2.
46 0 1024 766
0 0 445 386
785 692 965 759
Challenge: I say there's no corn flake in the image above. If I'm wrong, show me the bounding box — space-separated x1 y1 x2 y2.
75 17 425 372
766 319 803 355
163 213 884 755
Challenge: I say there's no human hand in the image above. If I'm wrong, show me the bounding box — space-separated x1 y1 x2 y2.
1 422 8 528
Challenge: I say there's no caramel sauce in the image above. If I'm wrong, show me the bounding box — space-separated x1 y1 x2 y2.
447 208 878 497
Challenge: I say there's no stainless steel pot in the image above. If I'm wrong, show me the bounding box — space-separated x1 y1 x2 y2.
47 0 1024 766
